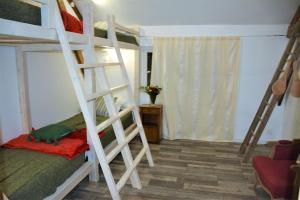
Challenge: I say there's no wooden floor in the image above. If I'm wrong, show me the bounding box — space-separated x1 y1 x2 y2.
65 139 272 200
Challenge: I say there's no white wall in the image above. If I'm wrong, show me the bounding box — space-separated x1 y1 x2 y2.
26 52 80 129
235 36 287 142
96 48 139 103
0 49 81 143
0 47 23 143
0 47 138 143
282 91 300 140
93 0 298 26
139 24 289 142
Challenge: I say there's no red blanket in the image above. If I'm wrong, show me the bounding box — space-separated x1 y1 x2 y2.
67 128 106 142
3 129 106 160
60 10 83 34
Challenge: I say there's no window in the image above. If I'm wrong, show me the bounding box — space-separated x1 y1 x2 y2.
147 52 152 86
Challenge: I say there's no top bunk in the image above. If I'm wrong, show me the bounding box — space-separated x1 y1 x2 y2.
0 0 140 50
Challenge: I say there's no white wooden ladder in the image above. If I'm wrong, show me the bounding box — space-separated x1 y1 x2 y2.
54 3 154 200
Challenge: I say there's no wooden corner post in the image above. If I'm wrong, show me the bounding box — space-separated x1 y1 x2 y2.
74 0 100 182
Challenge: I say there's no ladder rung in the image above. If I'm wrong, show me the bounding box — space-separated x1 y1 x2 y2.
87 90 111 102
106 126 140 163
115 23 139 36
104 62 120 67
110 84 129 92
264 100 270 106
116 146 147 191
78 62 120 69
86 84 128 102
96 105 135 132
256 115 263 121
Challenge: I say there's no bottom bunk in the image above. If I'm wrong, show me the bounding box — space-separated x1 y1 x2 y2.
58 112 133 148
0 149 85 200
0 112 134 200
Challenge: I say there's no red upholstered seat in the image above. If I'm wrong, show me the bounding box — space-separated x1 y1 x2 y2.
253 156 295 199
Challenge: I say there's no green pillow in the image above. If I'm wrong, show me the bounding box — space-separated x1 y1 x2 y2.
28 124 75 145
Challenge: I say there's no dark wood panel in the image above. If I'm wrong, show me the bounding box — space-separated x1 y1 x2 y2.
140 104 163 144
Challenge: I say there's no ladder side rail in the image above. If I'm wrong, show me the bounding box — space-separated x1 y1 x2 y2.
53 3 121 200
78 0 99 182
242 95 279 162
94 67 143 189
41 0 56 28
287 6 300 38
239 37 297 154
84 68 100 182
239 90 273 153
107 15 154 167
79 2 142 190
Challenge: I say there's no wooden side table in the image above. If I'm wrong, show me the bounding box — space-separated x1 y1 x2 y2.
139 104 163 144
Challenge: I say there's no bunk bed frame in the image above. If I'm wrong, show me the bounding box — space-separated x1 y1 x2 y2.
0 1 139 49
0 1 152 199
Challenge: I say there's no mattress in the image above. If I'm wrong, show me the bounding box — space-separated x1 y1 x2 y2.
58 112 134 148
0 113 133 199
0 148 85 200
0 0 139 45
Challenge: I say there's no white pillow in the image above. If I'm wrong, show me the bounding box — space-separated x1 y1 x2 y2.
95 21 108 30
96 97 108 117
96 97 119 117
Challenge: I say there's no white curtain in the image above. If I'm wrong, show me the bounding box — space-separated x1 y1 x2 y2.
282 67 300 140
151 37 240 141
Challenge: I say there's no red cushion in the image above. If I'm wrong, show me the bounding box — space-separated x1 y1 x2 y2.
253 156 295 199
2 128 106 160
273 140 300 160
60 10 83 34
3 132 88 160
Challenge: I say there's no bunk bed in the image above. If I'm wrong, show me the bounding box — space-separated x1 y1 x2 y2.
0 0 144 199
0 0 139 49
0 113 134 200
0 0 139 46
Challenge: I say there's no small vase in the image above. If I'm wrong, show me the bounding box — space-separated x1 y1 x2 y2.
149 94 157 104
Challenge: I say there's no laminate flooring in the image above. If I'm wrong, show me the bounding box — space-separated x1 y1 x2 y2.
65 139 272 200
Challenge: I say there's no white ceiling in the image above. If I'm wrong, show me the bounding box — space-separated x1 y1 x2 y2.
93 0 300 26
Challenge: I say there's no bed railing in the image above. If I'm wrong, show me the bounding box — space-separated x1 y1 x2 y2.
21 0 56 28
114 22 139 36
32 0 48 4
31 0 137 36
41 0 56 28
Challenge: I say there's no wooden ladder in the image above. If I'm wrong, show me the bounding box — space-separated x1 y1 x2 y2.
54 2 154 200
239 19 300 163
